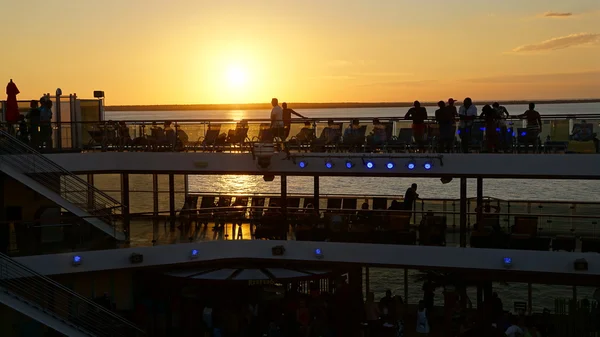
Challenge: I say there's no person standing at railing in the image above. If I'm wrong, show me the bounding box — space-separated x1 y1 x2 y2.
39 95 53 150
270 98 284 141
492 102 510 151
518 103 542 153
436 101 458 153
404 101 428 152
282 102 306 140
5 79 20 136
26 100 41 149
458 97 477 153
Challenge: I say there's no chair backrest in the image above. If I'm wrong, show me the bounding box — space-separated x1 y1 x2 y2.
372 198 388 210
287 198 301 210
302 198 315 209
513 216 538 236
217 196 232 207
383 123 393 140
326 198 342 210
185 195 199 209
571 122 595 141
233 196 249 207
397 128 413 143
388 213 411 231
257 123 273 142
549 120 570 142
342 198 358 210
199 196 216 208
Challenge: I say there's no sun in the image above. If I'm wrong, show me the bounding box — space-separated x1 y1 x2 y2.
226 66 247 88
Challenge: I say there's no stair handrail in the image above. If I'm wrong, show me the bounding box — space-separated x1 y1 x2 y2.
0 130 121 208
0 252 145 335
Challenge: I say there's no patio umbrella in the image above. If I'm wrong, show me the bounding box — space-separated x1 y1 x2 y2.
5 79 20 123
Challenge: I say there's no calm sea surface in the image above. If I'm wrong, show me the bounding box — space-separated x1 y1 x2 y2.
104 103 600 311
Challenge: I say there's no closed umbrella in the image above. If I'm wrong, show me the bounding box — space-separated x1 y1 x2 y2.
5 79 20 123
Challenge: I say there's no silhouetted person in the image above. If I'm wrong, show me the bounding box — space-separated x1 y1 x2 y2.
270 98 284 140
26 100 41 149
405 101 428 152
282 102 306 140
404 183 419 215
493 102 510 150
480 104 499 152
436 100 457 152
518 103 542 152
39 96 53 150
458 97 477 153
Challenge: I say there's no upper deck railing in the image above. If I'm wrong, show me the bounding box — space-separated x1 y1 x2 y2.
2 113 599 154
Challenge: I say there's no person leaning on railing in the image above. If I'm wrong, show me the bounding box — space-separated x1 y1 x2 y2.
404 101 428 152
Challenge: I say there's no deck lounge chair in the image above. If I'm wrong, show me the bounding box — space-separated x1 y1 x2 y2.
254 123 274 143
249 197 266 230
225 122 250 151
197 196 216 227
198 124 222 152
310 123 343 152
544 120 569 153
388 128 413 152
341 125 367 152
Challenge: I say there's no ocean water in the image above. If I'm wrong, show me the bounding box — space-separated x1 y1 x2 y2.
102 103 600 311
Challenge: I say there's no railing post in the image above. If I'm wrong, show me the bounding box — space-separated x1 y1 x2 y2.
459 178 467 247
476 177 483 228
313 176 320 215
169 174 175 230
121 173 130 241
153 174 159 229
55 88 62 150
281 175 288 240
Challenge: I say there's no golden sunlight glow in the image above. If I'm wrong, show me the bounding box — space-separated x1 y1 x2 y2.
226 66 247 88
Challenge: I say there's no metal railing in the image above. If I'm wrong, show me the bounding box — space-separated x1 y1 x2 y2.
0 252 144 336
2 113 599 153
0 130 125 237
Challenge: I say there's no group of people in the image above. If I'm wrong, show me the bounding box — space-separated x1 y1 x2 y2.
15 97 54 150
270 97 544 153
406 98 542 153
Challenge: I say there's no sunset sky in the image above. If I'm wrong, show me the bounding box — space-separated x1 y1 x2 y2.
1 0 599 105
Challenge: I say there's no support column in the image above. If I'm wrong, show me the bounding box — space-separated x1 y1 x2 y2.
152 173 159 222
404 268 409 304
527 283 533 314
313 176 320 215
459 178 468 247
0 173 7 254
121 173 130 241
365 267 370 295
477 283 483 309
281 175 288 240
169 174 175 230
476 177 483 229
183 174 189 198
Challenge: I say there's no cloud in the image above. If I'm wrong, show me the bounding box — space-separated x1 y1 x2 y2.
511 33 600 52
466 70 600 84
542 11 573 17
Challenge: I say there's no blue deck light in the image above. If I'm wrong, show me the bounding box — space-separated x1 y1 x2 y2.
423 162 432 170
407 162 416 170
386 162 395 169
365 161 374 169
298 161 307 168
325 161 334 169
345 160 354 169
190 249 199 259
520 131 527 137
72 255 82 266
315 248 324 259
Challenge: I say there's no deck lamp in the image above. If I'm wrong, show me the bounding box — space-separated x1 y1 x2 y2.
345 160 354 169
190 249 199 259
407 161 416 170
298 160 308 168
503 257 512 268
423 162 432 170
361 158 375 169
71 255 82 266
325 160 334 169
315 248 324 259
386 161 395 169
130 253 144 264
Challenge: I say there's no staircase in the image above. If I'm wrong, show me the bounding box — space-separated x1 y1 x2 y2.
0 130 126 240
0 252 145 336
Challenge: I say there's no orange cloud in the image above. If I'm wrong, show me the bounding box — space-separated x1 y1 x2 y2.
542 11 573 17
512 33 600 52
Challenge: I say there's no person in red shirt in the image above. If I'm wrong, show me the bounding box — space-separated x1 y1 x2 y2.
404 101 428 152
